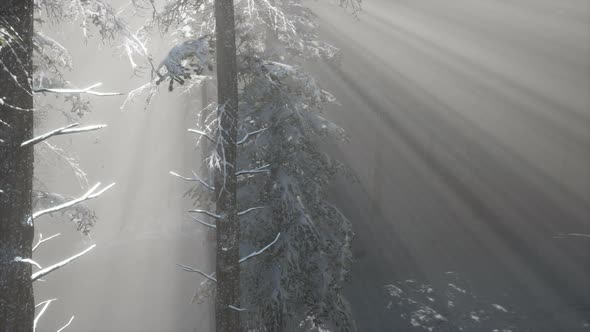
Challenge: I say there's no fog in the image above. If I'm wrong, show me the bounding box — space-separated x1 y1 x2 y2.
33 0 589 331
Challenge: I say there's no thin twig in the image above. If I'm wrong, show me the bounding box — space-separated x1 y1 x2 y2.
176 263 217 282
56 316 75 332
33 233 61 252
189 209 221 219
240 233 281 264
237 206 265 217
190 216 216 229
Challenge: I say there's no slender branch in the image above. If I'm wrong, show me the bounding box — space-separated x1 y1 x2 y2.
228 305 246 312
14 256 42 269
189 209 221 219
21 124 107 147
33 233 61 252
34 299 56 332
568 233 590 238
237 206 265 217
188 128 215 143
176 263 217 282
239 233 281 264
237 127 268 145
56 316 75 332
169 171 214 190
32 244 96 282
190 216 216 229
32 183 115 220
33 83 122 96
236 164 270 176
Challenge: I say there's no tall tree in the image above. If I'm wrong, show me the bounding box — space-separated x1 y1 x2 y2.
0 1 36 330
1 1 141 329
131 0 360 330
213 0 241 330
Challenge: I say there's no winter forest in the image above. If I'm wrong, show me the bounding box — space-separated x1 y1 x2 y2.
1 0 589 331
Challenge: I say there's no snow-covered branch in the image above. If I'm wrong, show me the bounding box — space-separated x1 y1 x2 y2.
169 170 214 190
239 233 281 264
228 305 246 312
33 233 61 252
56 316 75 332
177 263 217 282
190 216 216 229
34 299 56 332
188 128 215 143
31 244 96 282
236 164 270 176
13 256 42 269
189 209 221 219
33 83 122 96
237 127 268 145
32 182 115 220
21 123 107 147
238 206 266 217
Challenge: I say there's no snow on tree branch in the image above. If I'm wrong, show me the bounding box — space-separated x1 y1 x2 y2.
189 209 221 219
237 206 266 217
190 215 216 229
237 127 268 145
21 123 107 147
31 244 96 282
56 316 75 332
34 299 56 332
228 305 246 312
177 263 217 282
236 164 270 176
239 233 281 264
13 257 43 269
187 128 215 143
32 233 61 252
33 83 122 96
32 182 115 221
169 170 214 190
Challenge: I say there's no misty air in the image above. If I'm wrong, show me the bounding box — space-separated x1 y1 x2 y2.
1 0 589 331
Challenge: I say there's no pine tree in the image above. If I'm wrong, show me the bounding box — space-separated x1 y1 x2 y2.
132 0 360 329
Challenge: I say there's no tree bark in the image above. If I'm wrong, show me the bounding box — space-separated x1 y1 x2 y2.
213 0 240 331
0 1 35 331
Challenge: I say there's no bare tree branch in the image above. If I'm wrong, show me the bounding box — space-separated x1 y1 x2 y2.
32 182 115 220
188 128 215 143
56 316 75 332
176 263 217 282
32 244 96 282
21 123 107 147
34 299 56 332
237 127 268 145
190 215 216 229
169 170 214 190
237 206 266 217
33 233 61 252
189 209 221 219
239 232 281 264
33 83 122 96
236 164 270 176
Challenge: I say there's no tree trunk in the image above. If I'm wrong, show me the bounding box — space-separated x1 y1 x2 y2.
213 0 240 331
0 1 35 331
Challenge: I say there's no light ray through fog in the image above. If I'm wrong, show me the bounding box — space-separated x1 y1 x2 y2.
307 0 590 330
29 0 589 331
